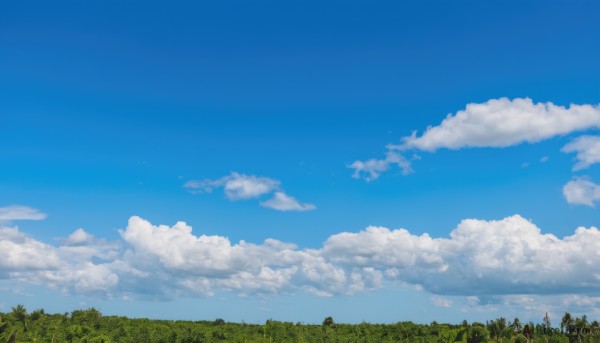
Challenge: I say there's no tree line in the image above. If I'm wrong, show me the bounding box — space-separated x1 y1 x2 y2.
1 305 599 343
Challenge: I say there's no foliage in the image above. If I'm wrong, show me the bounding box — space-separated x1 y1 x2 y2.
0 306 598 343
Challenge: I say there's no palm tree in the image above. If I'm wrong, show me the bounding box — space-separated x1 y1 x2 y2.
575 315 589 341
11 305 27 325
590 320 600 336
561 312 573 334
510 318 522 334
490 317 508 343
543 312 551 334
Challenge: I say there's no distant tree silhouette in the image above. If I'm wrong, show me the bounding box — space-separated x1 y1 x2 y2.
322 316 334 327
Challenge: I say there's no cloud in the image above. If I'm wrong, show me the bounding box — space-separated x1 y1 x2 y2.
184 172 314 211
563 177 600 207
561 295 600 313
0 226 61 271
5 214 600 303
402 98 600 151
349 151 415 181
351 98 600 180
260 192 316 212
222 174 280 200
62 228 96 246
431 296 452 308
184 172 279 200
116 216 343 297
562 135 600 171
330 215 600 297
0 205 46 221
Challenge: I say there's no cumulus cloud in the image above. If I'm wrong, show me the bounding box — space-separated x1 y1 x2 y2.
5 214 600 303
351 98 600 180
62 228 96 246
563 177 600 207
562 135 600 171
260 192 316 212
322 214 600 296
0 205 46 221
116 216 347 297
402 98 600 151
184 172 315 211
0 226 61 271
0 224 121 296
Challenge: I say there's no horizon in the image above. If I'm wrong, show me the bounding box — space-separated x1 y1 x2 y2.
1 0 600 325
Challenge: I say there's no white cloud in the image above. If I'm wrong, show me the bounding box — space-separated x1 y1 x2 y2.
182 179 226 194
117 216 345 296
350 151 414 181
0 205 46 221
184 172 279 200
62 228 96 246
560 295 600 313
0 226 61 270
260 192 316 212
185 172 314 211
322 214 600 296
351 98 600 180
562 135 600 171
563 177 600 207
222 173 280 200
402 98 600 151
431 296 452 308
5 214 600 305
0 224 121 296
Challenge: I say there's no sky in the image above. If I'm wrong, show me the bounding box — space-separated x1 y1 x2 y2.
1 0 600 325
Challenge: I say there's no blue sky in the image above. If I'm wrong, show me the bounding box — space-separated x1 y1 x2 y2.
1 0 600 324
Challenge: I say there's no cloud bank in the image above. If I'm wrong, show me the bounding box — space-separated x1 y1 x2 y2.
184 172 315 212
3 214 600 302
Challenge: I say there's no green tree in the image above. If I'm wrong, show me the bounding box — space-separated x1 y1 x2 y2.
30 309 45 321
562 313 573 334
322 316 335 327
510 318 522 334
543 312 552 335
10 305 27 325
468 324 489 343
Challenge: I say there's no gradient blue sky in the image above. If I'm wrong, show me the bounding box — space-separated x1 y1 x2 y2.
1 0 600 324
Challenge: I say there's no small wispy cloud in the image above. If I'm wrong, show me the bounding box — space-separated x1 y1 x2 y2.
562 135 600 171
185 172 315 212
431 296 453 308
260 192 315 212
0 205 47 222
185 172 280 200
349 150 416 181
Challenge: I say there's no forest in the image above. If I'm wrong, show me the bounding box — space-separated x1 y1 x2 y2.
1 305 598 343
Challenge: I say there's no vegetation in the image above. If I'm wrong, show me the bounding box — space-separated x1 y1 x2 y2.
1 306 599 342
